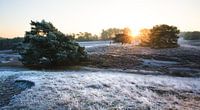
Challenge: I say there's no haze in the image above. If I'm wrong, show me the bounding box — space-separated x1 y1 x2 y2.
0 0 200 38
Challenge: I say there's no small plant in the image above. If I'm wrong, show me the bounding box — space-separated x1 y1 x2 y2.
17 20 87 68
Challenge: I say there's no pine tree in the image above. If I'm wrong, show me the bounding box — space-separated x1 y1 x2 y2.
150 24 180 48
17 20 87 68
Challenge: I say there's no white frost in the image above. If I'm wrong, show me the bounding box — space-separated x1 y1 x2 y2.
1 69 200 109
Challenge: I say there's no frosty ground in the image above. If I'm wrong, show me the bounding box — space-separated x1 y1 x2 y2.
1 68 200 110
0 39 200 110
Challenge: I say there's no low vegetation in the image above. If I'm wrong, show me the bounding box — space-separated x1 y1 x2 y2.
113 34 132 44
0 37 23 50
183 31 200 40
17 20 87 68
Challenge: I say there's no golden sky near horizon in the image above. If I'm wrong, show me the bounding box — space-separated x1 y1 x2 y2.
0 0 200 38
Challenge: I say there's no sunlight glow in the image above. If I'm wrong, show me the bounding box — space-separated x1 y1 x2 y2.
0 0 200 38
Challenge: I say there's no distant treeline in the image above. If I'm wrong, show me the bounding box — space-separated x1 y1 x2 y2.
70 32 99 41
0 33 99 50
0 27 129 50
70 28 130 41
0 37 23 50
182 31 200 40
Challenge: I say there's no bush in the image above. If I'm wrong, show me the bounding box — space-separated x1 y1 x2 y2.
113 34 132 44
0 37 23 50
183 31 200 40
149 24 180 48
17 20 87 68
113 28 132 44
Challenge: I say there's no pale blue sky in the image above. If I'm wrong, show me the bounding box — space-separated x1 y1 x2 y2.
0 0 200 37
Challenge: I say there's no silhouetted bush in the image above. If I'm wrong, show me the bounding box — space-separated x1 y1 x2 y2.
0 37 23 50
113 34 132 44
113 28 132 44
17 20 87 68
183 31 200 40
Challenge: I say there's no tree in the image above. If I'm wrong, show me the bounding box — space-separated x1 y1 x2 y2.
138 28 151 46
17 20 87 68
113 28 133 44
75 32 98 41
149 24 180 48
123 27 132 36
100 28 123 40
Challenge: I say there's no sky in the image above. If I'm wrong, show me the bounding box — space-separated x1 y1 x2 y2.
0 0 200 38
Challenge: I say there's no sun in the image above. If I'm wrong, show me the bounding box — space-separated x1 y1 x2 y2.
129 27 140 36
130 31 140 39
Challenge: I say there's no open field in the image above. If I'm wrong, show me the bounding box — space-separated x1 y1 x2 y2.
88 45 200 77
0 40 200 109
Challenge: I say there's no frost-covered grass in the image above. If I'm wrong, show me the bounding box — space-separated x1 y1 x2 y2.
1 69 200 110
0 40 200 109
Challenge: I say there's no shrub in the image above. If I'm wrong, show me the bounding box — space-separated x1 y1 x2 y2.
0 37 23 50
17 20 87 68
183 31 200 40
113 28 132 44
113 34 132 44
